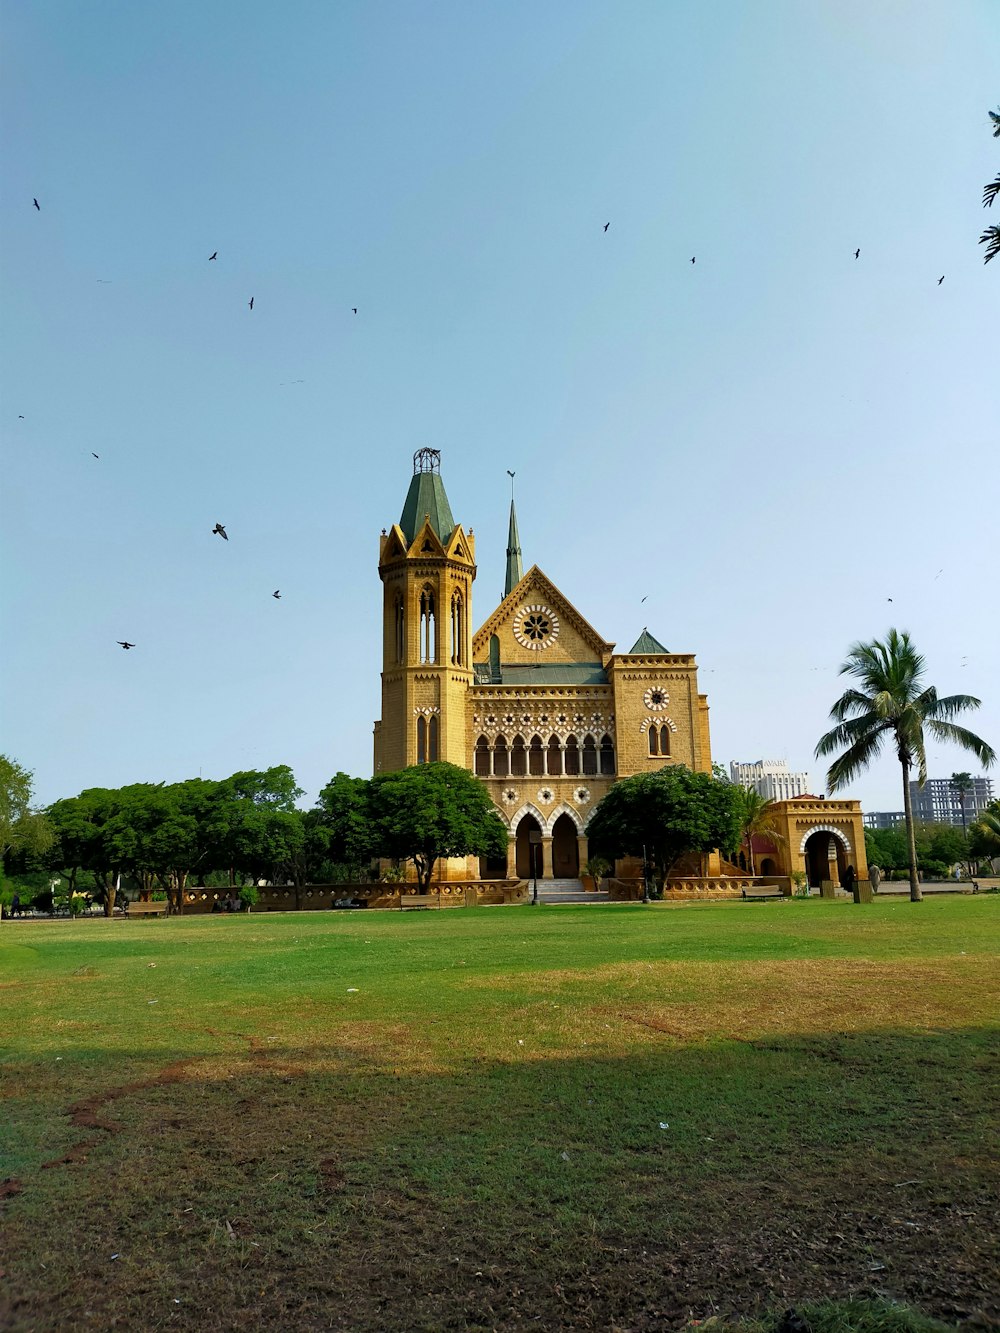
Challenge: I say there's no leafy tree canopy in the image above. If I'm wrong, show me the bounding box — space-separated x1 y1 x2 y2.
586 766 742 888
367 762 507 890
315 772 376 867
1 755 54 866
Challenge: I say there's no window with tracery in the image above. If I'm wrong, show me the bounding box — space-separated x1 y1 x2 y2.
582 735 598 776
600 734 615 775
419 587 436 663
510 735 527 776
450 591 465 666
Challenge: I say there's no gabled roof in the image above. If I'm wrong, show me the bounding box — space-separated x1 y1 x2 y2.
627 628 670 654
472 565 615 659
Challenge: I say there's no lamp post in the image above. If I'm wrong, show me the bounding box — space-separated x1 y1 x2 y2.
529 829 542 905
641 843 651 904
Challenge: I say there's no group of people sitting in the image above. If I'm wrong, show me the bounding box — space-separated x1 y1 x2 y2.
211 891 245 913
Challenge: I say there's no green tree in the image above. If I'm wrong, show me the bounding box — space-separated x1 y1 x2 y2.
815 630 996 902
586 766 742 893
367 762 506 891
1 755 54 871
967 801 1000 868
950 771 975 834
732 785 786 875
980 106 1000 264
314 772 376 868
864 825 909 877
46 788 119 911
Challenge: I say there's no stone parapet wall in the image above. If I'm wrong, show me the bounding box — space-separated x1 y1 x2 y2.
609 876 765 902
178 880 526 914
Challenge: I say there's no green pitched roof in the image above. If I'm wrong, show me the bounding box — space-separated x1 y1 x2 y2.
399 470 455 544
628 628 669 654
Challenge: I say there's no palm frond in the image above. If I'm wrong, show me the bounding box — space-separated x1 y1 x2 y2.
923 691 984 720
984 175 1000 208
981 225 1000 264
825 731 886 791
991 108 1000 138
829 688 879 722
815 716 887 758
924 719 997 766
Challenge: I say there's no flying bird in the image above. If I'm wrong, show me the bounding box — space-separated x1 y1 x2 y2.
117 641 135 650
937 276 944 285
18 415 25 419
854 248 860 259
208 251 217 261
351 307 357 314
506 470 515 479
91 452 99 459
690 256 696 264
33 198 40 211
641 596 647 603
248 296 254 310
212 523 228 541
603 223 610 232
934 569 944 579
272 590 281 599
887 597 893 603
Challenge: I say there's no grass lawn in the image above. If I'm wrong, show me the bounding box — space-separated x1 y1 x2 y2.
1 896 998 1331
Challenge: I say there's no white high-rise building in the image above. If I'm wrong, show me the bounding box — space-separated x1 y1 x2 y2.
729 759 812 802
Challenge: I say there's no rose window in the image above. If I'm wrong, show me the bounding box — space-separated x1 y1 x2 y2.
643 687 669 711
537 788 554 805
574 787 591 805
502 788 519 805
485 714 497 727
512 604 560 651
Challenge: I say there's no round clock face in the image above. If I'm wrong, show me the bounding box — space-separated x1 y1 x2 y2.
643 686 669 710
512 604 560 651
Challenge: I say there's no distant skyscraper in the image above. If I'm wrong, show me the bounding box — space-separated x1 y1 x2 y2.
909 776 993 827
729 759 812 801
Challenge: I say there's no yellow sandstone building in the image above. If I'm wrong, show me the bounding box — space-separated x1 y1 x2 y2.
373 450 866 890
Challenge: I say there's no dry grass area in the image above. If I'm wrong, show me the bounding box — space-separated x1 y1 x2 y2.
1 898 998 1331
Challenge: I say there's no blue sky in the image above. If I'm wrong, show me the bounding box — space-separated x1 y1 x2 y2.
2 1 997 813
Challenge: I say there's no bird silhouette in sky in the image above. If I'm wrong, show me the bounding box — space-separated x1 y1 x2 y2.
854 248 860 259
91 452 99 459
352 307 357 314
208 251 217 261
248 296 254 310
507 469 515 479
18 415 25 419
212 523 228 541
272 590 281 599
603 223 610 232
117 641 135 650
887 597 893 603
33 198 40 211
641 596 647 603
934 569 944 579
937 276 944 285
690 256 696 264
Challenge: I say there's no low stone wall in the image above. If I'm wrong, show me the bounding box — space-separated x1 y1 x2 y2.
609 876 761 902
179 880 526 914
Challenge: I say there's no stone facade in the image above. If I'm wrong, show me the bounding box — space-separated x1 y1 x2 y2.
373 452 714 880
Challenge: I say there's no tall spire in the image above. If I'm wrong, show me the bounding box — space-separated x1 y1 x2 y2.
504 470 523 597
398 447 455 544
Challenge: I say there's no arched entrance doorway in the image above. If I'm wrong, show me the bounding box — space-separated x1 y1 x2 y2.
516 814 543 879
804 830 847 888
551 813 580 878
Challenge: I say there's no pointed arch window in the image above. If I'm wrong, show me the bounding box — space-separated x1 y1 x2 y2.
428 715 439 762
475 735 490 777
510 735 527 776
394 592 405 663
659 726 671 757
528 735 544 776
648 727 659 756
564 736 580 776
450 591 465 665
493 734 509 777
582 735 598 776
417 715 427 765
419 587 436 664
546 734 563 775
600 733 615 775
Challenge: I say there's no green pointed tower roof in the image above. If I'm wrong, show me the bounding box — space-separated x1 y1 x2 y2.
504 493 523 597
628 627 670 654
399 448 455 544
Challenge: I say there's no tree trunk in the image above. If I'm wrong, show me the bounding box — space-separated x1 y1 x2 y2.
901 759 922 902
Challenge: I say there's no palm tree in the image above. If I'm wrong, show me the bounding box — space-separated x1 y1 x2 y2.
981 107 1000 265
950 771 975 834
815 630 996 902
733 785 785 876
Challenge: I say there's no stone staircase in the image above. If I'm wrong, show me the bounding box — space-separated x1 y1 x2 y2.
536 878 610 905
